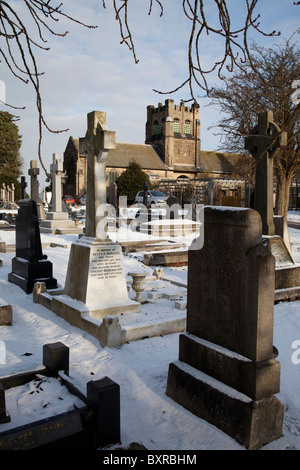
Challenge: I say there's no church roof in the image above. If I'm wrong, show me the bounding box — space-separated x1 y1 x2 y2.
198 151 242 174
106 143 167 170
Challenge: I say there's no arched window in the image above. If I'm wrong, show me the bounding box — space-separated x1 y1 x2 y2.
184 120 191 134
173 119 179 133
153 120 159 135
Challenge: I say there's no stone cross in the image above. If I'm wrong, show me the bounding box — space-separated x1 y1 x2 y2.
245 111 287 235
9 184 15 203
20 176 27 200
80 111 116 238
28 160 40 202
50 153 67 213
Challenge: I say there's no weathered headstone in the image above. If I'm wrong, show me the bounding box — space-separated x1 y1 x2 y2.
8 199 57 293
166 206 284 450
56 111 140 318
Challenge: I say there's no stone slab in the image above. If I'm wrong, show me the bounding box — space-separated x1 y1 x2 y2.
275 265 300 290
143 251 188 267
274 286 300 303
45 212 69 221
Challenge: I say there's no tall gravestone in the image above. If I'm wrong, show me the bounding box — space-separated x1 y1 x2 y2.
244 111 300 296
245 111 287 236
8 199 57 293
40 153 79 234
28 160 45 219
56 111 140 318
166 206 284 450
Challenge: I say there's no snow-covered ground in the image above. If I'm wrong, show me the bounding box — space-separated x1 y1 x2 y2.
0 211 300 451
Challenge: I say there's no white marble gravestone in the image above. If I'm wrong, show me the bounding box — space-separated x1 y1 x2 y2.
61 111 140 318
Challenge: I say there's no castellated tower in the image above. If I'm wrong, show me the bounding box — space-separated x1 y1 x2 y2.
145 99 201 169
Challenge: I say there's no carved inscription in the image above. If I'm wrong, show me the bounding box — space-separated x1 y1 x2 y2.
0 412 82 450
90 247 123 280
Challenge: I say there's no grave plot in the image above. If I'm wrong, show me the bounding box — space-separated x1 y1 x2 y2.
35 269 188 348
0 343 120 450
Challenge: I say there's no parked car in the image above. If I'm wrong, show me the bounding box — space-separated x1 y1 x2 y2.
63 195 75 205
135 190 168 206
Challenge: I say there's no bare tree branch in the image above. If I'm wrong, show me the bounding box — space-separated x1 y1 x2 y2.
1 0 293 178
152 0 280 104
0 0 97 179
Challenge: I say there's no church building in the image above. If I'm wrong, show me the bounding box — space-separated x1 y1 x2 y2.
63 100 244 202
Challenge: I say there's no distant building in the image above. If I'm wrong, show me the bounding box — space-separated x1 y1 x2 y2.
63 100 246 202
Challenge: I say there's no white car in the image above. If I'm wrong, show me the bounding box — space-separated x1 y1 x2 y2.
135 190 168 206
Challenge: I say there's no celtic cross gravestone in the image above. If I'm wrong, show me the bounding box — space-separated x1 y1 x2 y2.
245 111 287 236
60 111 140 317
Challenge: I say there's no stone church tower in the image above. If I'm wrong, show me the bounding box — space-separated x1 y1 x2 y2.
145 99 201 169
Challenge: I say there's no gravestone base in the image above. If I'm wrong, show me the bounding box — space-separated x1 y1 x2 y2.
263 235 300 295
8 257 58 294
167 359 284 450
62 236 140 318
262 235 294 267
40 212 81 234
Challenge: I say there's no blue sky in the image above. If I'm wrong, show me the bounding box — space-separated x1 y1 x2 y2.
1 0 299 186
